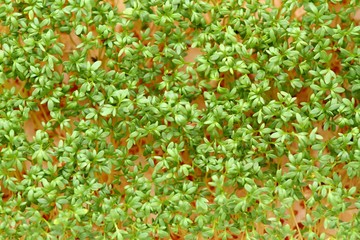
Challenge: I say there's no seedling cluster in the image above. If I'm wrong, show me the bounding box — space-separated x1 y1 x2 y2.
0 0 359 239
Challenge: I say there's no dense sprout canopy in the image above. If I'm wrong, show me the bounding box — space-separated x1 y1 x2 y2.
0 0 359 239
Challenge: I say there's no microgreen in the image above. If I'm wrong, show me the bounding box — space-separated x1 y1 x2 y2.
0 0 359 239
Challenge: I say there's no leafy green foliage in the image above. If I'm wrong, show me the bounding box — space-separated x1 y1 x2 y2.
0 0 359 239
